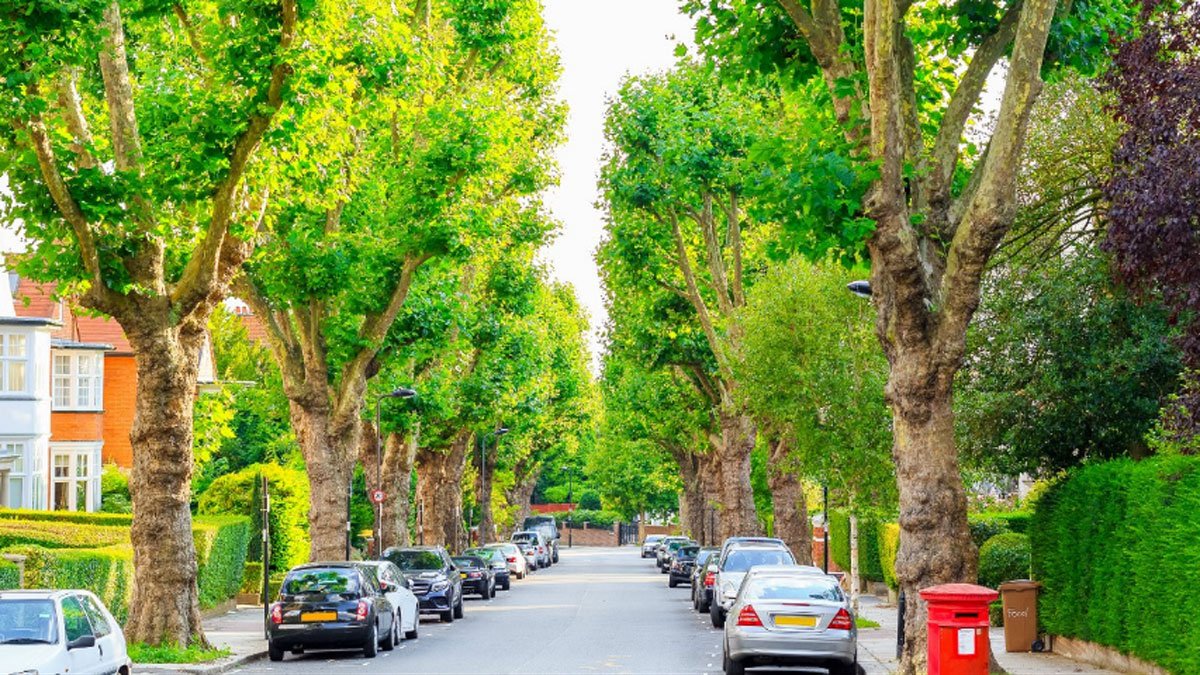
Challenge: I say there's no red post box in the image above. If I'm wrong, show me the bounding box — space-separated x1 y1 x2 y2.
919 583 998 675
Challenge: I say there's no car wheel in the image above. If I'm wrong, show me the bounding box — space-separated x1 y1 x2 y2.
669 577 678 588
710 599 725 628
405 620 419 640
553 552 559 563
697 596 709 613
503 578 511 591
441 606 454 623
660 566 668 575
381 616 396 651
268 641 284 662
453 595 464 619
363 623 378 658
722 644 745 675
828 657 858 675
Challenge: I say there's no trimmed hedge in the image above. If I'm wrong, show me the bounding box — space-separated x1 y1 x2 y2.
1032 456 1200 673
546 509 621 529
8 544 134 622
878 523 900 591
0 521 131 549
978 532 1030 589
968 511 1032 548
0 508 133 526
194 516 252 608
0 558 19 589
198 463 310 572
828 511 885 582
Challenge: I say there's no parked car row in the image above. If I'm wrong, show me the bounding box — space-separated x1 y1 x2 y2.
267 521 563 663
642 534 859 675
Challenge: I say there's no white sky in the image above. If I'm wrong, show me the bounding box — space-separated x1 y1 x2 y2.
538 1 694 368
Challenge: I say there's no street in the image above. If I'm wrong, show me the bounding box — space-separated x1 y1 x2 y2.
233 547 724 675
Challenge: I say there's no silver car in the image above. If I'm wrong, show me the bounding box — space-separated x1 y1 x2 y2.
641 534 666 558
722 566 857 675
710 543 797 627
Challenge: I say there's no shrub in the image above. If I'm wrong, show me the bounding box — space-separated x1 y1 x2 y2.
0 521 130 549
240 562 264 595
878 523 900 591
100 464 132 514
193 516 251 608
542 485 569 503
198 463 310 571
827 511 883 582
549 509 621 529
578 490 602 510
967 515 1011 548
977 532 1031 589
9 544 134 622
0 558 19 589
1032 456 1200 673
0 508 133 526
828 510 850 570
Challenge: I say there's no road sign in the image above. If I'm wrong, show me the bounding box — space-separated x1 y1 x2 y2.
370 489 386 505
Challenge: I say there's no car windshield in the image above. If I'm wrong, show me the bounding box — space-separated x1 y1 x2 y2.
282 568 359 596
463 549 498 562
667 540 689 551
453 557 486 569
512 533 538 544
696 550 716 566
644 536 664 544
722 548 795 572
0 599 58 645
679 546 700 558
386 550 444 571
745 577 844 602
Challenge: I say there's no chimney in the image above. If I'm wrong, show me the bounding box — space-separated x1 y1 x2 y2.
0 256 14 318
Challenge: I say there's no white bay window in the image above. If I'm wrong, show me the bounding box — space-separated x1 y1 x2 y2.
53 351 104 410
0 334 28 394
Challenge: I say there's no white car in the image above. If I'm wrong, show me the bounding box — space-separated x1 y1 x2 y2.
485 542 529 579
511 530 551 568
358 561 420 641
0 589 131 675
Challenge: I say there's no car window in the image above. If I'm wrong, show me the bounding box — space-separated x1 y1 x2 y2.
385 550 445 571
722 548 796 573
60 595 93 642
745 577 844 602
0 599 58 644
77 595 112 638
282 568 361 596
385 563 407 586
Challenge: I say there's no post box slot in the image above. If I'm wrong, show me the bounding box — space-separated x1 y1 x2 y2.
953 612 979 619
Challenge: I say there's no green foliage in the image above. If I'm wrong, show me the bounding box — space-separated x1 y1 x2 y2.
99 464 132 514
750 442 774 533
577 490 602 511
8 544 134 622
1032 457 1200 672
829 510 850 571
240 562 264 595
968 511 1032 548
193 517 251 609
198 464 310 572
0 521 130 549
0 509 132 526
879 524 900 592
128 643 231 664
828 510 884 583
549 510 622 529
978 533 1031 589
542 485 570 504
0 559 19 590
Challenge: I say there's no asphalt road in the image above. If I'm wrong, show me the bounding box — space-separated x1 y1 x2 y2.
232 546 726 675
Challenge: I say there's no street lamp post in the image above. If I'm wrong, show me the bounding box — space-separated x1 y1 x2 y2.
562 465 574 548
374 387 416 555
479 426 509 545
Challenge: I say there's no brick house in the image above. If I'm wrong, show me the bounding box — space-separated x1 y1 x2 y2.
3 269 215 512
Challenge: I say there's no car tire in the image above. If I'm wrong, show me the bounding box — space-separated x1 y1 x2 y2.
268 642 284 662
453 595 464 619
363 623 378 658
669 577 678 588
405 620 419 640
553 551 559 563
710 599 725 628
698 596 709 613
502 578 511 591
722 645 745 675
660 566 668 575
441 607 454 623
381 616 396 651
828 658 858 675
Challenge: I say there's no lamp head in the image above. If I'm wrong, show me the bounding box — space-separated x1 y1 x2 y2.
389 387 417 398
847 280 872 298
495 426 509 436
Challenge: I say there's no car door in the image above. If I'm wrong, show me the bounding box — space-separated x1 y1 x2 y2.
60 595 101 675
388 566 419 634
440 549 461 603
379 565 411 633
78 593 123 674
359 568 391 637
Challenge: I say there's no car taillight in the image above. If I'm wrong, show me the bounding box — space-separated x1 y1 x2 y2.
736 605 762 627
539 546 545 553
469 572 481 578
356 600 369 622
270 603 283 625
829 608 853 631
507 556 517 562
704 572 715 586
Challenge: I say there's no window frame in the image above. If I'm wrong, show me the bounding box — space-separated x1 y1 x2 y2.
0 333 30 396
49 443 101 512
52 350 105 411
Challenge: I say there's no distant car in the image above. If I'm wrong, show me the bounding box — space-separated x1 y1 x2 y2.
655 536 691 569
722 566 857 675
710 543 797 628
512 530 551 568
356 560 420 641
453 555 496 599
465 547 512 590
522 515 561 563
718 537 787 561
658 538 696 573
484 542 529 580
267 563 397 661
669 544 701 588
0 589 131 675
383 546 464 623
691 547 720 613
641 534 666 558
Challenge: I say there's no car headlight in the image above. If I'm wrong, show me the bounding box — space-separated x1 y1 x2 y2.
431 580 450 592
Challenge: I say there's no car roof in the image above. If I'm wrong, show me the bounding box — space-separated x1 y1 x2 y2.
746 564 828 576
724 536 786 546
0 589 76 600
290 561 359 569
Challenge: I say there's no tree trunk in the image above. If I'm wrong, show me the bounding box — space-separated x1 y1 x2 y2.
506 462 541 528
477 440 496 544
892 389 976 674
849 512 861 614
416 434 470 549
291 397 358 561
382 431 418 550
767 463 812 564
715 410 760 540
122 324 207 647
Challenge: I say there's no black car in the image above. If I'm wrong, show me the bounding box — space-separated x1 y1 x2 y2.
464 547 511 591
668 544 700 588
522 515 561 564
267 563 397 662
659 538 695 573
690 547 720 611
452 555 495 599
382 546 464 623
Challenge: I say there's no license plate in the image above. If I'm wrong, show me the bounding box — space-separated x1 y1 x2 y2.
460 573 468 578
301 611 337 622
774 615 818 628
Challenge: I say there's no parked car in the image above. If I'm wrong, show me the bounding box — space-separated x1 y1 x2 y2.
267 563 397 661
356 560 420 641
710 543 797 628
484 542 529 579
722 565 857 675
382 546 464 623
641 534 666 558
452 555 496 599
512 530 551 568
691 548 721 613
658 538 696 573
669 544 701 588
522 515 561 563
466 547 512 590
0 589 131 675
718 537 787 562
655 536 691 570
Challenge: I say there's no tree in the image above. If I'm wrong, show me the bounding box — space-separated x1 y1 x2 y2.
1104 0 1200 447
682 0 1132 668
0 0 347 645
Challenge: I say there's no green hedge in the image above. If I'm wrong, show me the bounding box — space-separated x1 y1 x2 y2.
0 508 133 526
828 511 884 582
546 509 622 529
968 511 1032 548
0 558 19 589
0 521 131 549
194 516 252 608
978 532 1030 589
1032 456 1200 673
879 523 900 591
8 544 134 622
198 463 310 572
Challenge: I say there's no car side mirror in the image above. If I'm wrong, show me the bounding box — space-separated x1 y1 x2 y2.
406 579 414 590
379 582 393 592
68 635 96 650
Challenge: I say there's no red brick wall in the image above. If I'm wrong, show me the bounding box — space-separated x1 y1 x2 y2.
562 526 619 547
101 356 137 468
51 411 105 441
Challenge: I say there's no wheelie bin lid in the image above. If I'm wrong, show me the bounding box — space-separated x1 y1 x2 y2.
998 580 1042 592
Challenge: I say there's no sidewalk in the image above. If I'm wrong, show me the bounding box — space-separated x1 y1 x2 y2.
855 596 1120 674
136 606 268 674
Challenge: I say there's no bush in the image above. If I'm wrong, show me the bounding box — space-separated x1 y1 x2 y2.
548 509 621 529
978 532 1030 589
198 463 310 572
0 521 130 549
100 464 132 514
194 516 251 608
1032 456 1200 673
542 485 569 504
968 515 1011 549
827 511 883 582
240 562 264 595
829 510 850 570
9 544 134 622
0 508 132 526
878 523 900 591
0 558 19 589
578 490 602 510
